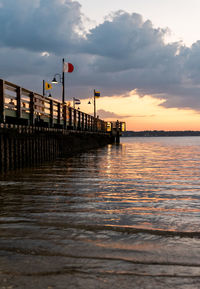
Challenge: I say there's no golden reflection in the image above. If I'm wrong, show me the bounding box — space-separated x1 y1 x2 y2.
94 206 200 214
100 196 198 202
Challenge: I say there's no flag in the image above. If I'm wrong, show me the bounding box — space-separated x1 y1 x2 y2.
63 62 74 73
45 82 52 90
73 98 81 104
94 91 100 97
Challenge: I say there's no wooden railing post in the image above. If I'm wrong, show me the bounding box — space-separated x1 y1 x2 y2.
85 114 88 131
0 79 5 123
101 120 104 132
94 118 97 132
50 99 53 128
88 115 91 131
69 107 72 128
16 86 22 119
82 112 84 130
29 92 34 125
57 103 60 125
63 104 67 129
78 110 81 129
73 109 76 129
91 117 94 131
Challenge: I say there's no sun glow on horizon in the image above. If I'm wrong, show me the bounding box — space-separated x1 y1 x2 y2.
76 91 200 131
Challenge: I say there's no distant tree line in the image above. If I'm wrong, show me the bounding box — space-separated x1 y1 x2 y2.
122 131 200 137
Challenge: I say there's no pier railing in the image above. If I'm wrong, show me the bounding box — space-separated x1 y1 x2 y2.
0 79 107 132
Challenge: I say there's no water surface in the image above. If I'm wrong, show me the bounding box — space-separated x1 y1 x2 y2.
1 136 200 288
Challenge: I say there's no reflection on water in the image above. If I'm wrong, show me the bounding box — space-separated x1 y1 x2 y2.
1 137 200 288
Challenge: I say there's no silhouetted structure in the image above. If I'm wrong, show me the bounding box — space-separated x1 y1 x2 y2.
0 79 114 173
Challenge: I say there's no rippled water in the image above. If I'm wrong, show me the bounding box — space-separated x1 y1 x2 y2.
1 136 200 288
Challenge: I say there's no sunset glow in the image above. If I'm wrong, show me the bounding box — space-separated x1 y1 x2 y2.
79 91 200 131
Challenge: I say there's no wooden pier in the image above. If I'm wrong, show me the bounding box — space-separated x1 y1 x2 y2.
0 79 107 131
0 79 113 173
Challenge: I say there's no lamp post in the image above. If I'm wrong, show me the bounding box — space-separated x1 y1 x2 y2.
88 90 100 118
88 92 96 118
94 89 96 118
51 58 65 104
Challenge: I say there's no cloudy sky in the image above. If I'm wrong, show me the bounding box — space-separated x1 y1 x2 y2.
1 0 200 130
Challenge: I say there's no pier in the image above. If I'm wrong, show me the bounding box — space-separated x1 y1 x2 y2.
0 79 122 173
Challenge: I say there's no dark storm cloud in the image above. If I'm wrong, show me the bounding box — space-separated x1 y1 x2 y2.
1 1 200 109
84 12 171 66
81 11 200 109
0 0 83 54
81 11 184 99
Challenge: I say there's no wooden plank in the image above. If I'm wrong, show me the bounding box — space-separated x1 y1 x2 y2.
5 109 16 117
21 99 30 104
5 103 16 109
33 108 44 114
5 85 17 92
34 94 45 101
21 106 30 111
4 93 17 100
5 80 18 89
34 103 45 109
22 90 31 97
21 111 30 119
39 111 50 117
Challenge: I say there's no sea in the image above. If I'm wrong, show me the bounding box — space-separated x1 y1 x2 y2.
1 136 200 289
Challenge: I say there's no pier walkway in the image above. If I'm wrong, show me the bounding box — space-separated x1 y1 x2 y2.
0 79 113 173
0 79 107 131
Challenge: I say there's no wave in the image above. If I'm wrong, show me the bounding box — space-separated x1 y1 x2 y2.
36 221 200 239
101 224 200 238
73 223 200 238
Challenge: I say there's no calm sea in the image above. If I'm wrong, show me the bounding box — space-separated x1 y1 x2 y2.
1 136 200 288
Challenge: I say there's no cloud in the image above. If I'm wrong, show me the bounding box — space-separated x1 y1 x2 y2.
81 11 200 109
97 109 131 119
132 114 156 118
0 0 83 54
81 11 183 95
85 11 169 63
1 2 200 110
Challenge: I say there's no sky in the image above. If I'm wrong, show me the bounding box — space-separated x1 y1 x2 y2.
1 0 200 131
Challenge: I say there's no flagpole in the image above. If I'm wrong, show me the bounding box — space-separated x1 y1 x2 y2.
62 58 65 104
43 80 45 96
94 89 96 118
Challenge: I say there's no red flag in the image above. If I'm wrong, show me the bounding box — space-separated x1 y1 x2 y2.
63 62 74 73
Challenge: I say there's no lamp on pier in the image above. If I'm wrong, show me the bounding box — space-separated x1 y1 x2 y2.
51 72 64 103
52 77 59 84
